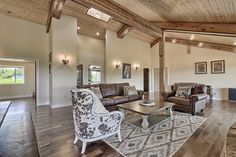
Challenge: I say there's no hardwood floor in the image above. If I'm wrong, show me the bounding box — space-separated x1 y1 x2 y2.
173 100 236 157
34 104 122 157
0 98 39 157
1 97 236 157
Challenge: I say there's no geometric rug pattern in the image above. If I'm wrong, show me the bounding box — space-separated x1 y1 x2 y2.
104 111 206 157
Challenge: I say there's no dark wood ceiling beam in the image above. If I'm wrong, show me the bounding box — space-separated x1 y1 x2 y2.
153 22 236 35
117 24 132 39
46 0 66 33
166 37 236 53
72 0 162 38
150 38 161 48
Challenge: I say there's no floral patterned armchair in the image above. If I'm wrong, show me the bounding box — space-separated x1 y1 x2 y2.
71 88 122 154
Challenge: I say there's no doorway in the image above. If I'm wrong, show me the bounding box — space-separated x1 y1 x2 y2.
77 64 83 86
0 58 37 105
143 68 149 92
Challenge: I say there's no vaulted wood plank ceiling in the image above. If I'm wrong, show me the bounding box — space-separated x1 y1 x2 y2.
0 0 236 51
116 0 236 23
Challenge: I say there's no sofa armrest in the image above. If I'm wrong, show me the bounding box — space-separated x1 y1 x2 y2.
190 93 208 101
164 91 176 101
137 90 144 96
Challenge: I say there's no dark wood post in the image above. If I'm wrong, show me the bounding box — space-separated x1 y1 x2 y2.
159 30 165 101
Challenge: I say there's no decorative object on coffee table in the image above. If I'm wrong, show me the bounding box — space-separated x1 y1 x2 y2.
211 60 225 74
122 63 131 79
139 100 155 106
195 62 207 74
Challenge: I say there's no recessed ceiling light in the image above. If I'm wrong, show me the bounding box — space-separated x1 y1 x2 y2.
87 8 111 22
233 41 236 45
198 42 203 47
190 34 195 40
96 32 100 36
77 26 80 30
172 39 176 43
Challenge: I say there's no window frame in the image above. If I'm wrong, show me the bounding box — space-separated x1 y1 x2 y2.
0 65 25 85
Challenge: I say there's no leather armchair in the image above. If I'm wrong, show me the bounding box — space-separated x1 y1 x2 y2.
165 82 210 115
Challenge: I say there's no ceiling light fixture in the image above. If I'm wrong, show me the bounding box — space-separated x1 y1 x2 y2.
87 8 111 22
234 41 236 45
77 26 80 30
172 39 176 43
96 32 100 36
190 34 195 40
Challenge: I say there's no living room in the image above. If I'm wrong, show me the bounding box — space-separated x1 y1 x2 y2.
0 0 236 157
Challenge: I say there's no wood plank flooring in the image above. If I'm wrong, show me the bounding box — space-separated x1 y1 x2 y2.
0 101 11 127
1 97 236 157
34 104 123 157
0 99 39 157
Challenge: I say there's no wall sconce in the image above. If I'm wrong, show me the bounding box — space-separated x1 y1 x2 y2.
134 64 140 70
62 55 69 65
115 62 121 69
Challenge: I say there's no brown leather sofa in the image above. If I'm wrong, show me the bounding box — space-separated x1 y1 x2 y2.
77 83 143 111
164 82 210 115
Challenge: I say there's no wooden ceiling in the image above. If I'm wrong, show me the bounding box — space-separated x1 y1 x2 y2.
0 0 236 52
115 0 236 23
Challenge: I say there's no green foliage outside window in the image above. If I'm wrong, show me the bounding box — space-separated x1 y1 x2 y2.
0 66 24 84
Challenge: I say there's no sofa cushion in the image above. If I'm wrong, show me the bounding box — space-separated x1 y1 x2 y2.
112 96 129 104
194 84 207 94
115 83 129 95
100 98 114 106
90 86 103 99
175 86 192 99
129 94 140 101
124 85 138 96
168 96 190 106
173 82 196 92
100 84 117 98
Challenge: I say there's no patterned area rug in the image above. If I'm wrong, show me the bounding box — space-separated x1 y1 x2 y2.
104 112 206 157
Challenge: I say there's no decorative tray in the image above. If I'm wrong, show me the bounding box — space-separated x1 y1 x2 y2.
139 100 155 107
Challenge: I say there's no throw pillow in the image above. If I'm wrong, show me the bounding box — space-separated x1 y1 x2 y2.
90 86 103 99
175 86 191 99
87 89 108 114
123 85 138 96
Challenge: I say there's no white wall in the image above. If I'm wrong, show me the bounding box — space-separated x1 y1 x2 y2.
0 14 49 105
105 30 152 90
151 43 236 100
50 15 78 108
77 35 105 84
0 61 35 99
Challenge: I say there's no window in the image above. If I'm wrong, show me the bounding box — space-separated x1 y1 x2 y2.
86 8 111 22
88 65 101 84
0 66 24 84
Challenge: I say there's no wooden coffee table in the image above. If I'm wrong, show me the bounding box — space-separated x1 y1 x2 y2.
117 100 174 132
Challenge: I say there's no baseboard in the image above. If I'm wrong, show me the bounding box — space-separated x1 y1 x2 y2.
0 95 32 100
51 103 71 108
213 97 228 101
37 102 50 106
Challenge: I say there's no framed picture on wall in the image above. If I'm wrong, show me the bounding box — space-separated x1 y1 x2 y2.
195 62 207 74
211 60 225 74
122 63 131 79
